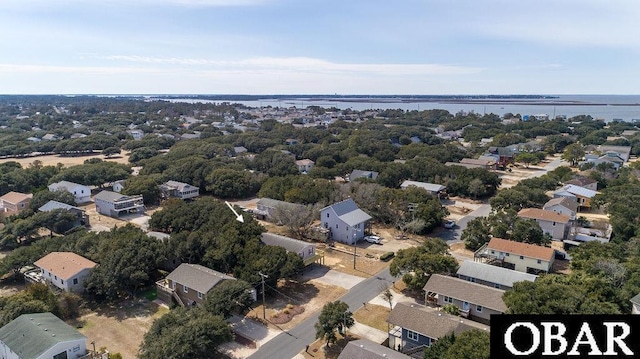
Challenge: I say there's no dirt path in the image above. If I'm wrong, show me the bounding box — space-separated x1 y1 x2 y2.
0 153 130 168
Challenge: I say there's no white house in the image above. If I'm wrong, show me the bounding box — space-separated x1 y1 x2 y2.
0 312 87 359
632 293 640 314
94 190 144 217
112 180 125 193
320 199 372 244
518 208 571 241
543 197 578 220
48 181 91 204
127 129 144 140
33 252 97 293
159 180 200 200
295 159 314 174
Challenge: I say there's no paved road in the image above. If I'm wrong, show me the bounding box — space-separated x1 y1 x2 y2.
247 267 395 359
436 203 492 244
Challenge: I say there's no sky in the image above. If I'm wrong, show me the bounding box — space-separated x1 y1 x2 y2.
0 0 639 95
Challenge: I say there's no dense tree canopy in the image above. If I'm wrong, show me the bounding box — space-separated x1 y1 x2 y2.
389 238 458 290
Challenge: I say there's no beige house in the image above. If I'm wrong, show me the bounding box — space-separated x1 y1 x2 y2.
423 274 506 324
32 252 97 293
476 237 555 274
156 263 240 307
543 197 578 221
0 191 32 218
518 208 571 241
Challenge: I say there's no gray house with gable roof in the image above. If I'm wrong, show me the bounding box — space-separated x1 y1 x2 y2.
321 199 372 244
261 233 317 262
0 312 87 359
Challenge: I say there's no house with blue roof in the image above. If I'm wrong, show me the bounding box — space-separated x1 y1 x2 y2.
320 199 372 244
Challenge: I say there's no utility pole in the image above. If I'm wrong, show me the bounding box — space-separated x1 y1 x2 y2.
258 272 269 319
353 232 357 269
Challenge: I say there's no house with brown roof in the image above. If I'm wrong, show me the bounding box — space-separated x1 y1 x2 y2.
387 302 489 353
32 252 97 293
475 237 555 274
423 274 506 324
543 197 578 221
0 191 32 218
564 177 598 191
517 208 571 240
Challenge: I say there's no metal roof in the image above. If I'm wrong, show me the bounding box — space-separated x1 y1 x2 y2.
456 261 537 288
261 233 314 254
400 180 445 193
94 190 139 202
322 199 372 226
564 184 597 198
48 180 86 191
423 274 507 312
337 339 411 359
38 200 81 212
0 312 86 359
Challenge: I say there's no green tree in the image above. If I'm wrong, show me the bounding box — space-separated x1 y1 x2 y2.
461 217 491 251
441 330 490 359
138 307 233 359
204 279 255 319
515 152 540 168
424 333 455 359
562 143 585 167
122 175 161 205
102 147 122 157
315 300 354 347
389 238 458 290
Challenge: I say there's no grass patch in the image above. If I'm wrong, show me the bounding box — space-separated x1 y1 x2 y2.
140 287 157 301
353 304 390 332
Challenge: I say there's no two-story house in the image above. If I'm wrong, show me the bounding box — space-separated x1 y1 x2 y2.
0 313 87 359
517 208 571 241
543 197 578 221
0 191 32 218
456 260 537 290
33 252 97 293
423 274 506 324
156 263 246 307
48 180 91 204
476 237 555 274
387 302 489 353
295 159 314 174
320 199 372 244
553 184 597 210
94 190 144 217
159 180 200 200
261 233 318 265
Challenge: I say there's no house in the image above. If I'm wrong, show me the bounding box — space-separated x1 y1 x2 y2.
564 177 598 191
260 233 317 264
475 237 555 274
112 180 125 193
233 146 248 156
38 200 89 227
553 184 597 210
254 198 305 222
543 197 578 220
597 145 632 162
447 157 497 170
159 180 200 200
156 263 241 307
295 159 314 174
41 133 60 141
94 190 144 217
456 260 537 290
631 293 640 314
423 274 507 324
127 129 144 140
517 208 571 241
400 180 445 197
33 252 97 293
320 199 372 244
285 138 299 145
339 339 410 359
48 181 91 204
583 152 625 170
0 191 32 217
0 312 87 359
486 146 516 167
387 302 489 354
349 169 379 182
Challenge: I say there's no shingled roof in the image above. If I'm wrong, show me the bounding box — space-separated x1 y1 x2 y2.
486 237 555 262
166 263 235 294
518 208 571 223
423 274 507 312
34 252 97 280
387 302 489 339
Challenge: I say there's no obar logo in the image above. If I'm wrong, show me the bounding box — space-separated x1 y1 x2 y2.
491 315 640 358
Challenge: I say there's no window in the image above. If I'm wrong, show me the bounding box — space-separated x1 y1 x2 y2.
466 277 475 283
552 222 556 226
505 253 510 257
326 213 329 218
197 292 203 299
494 283 501 289
183 285 188 293
537 259 542 264
54 275 57 280
336 224 338 229
172 282 176 290
476 305 483 313
520 256 524 260
61 279 64 285
407 330 419 341
443 296 453 303
308 248 313 255
73 278 78 285
346 226 349 231
491 250 495 254
48 272 51 277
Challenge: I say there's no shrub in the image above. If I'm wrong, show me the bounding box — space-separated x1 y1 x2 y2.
380 252 395 261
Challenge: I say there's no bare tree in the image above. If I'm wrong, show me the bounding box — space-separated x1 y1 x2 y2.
379 284 394 310
272 203 321 239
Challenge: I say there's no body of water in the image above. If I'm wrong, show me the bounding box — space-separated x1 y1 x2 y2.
161 95 640 122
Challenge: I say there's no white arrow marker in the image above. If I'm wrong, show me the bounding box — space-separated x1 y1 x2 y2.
225 201 245 223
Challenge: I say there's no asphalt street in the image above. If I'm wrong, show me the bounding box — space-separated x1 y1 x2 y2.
247 267 395 359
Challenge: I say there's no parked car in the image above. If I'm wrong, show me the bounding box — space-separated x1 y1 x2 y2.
443 219 455 229
364 235 382 244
